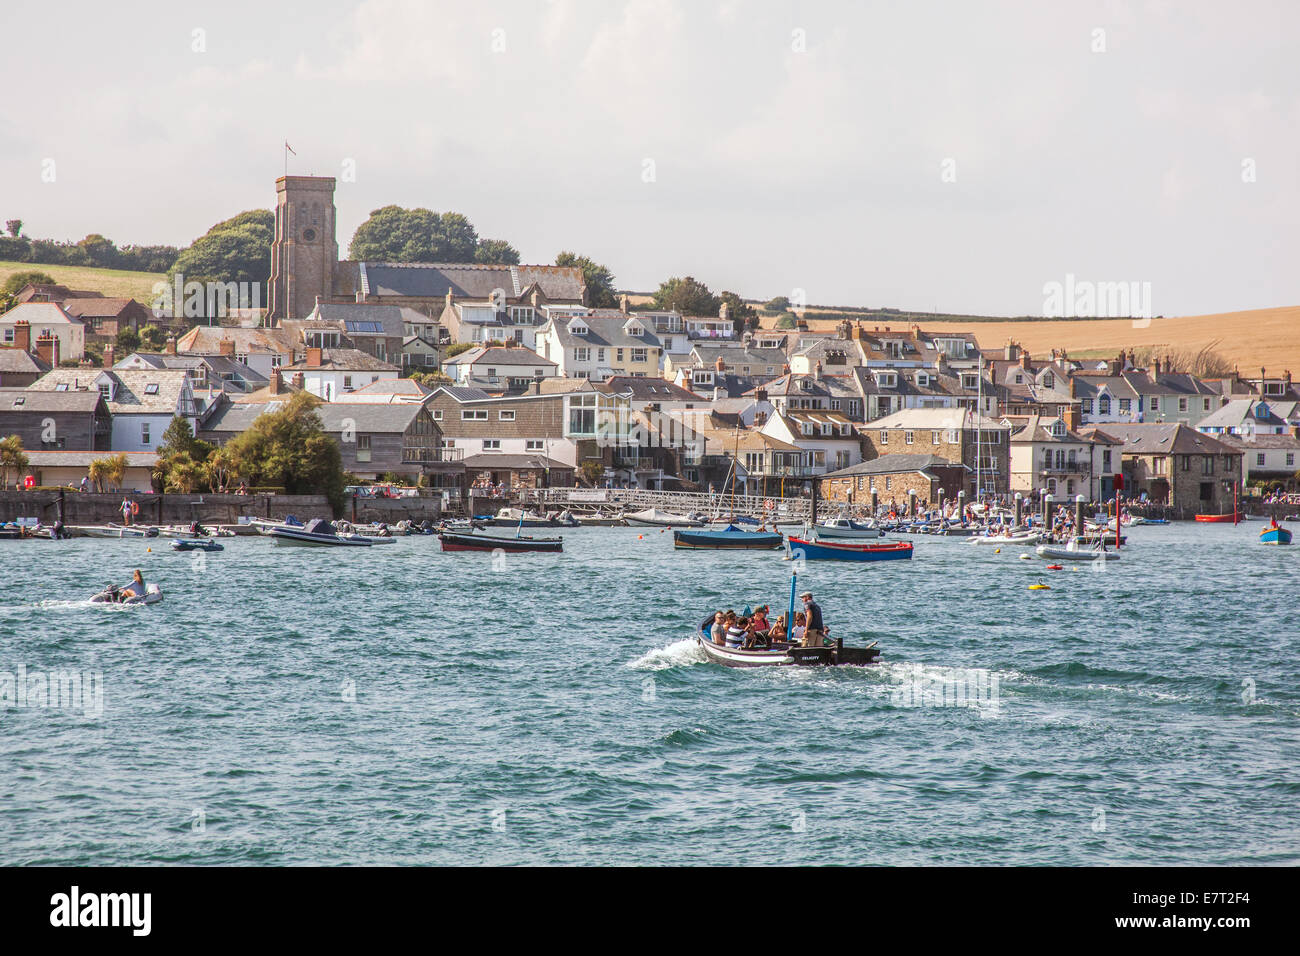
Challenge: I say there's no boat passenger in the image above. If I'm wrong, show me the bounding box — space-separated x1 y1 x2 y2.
768 615 787 643
119 569 146 602
725 617 748 649
710 611 727 646
791 612 806 643
800 591 825 648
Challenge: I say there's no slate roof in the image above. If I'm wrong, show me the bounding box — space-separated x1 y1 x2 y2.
603 376 700 402
23 451 158 468
357 262 585 301
1195 399 1287 431
823 454 968 478
309 302 406 337
28 368 190 415
547 314 661 349
463 453 570 470
59 297 145 320
0 349 51 374
286 348 398 372
0 387 102 413
1099 422 1241 456
1 302 80 325
201 400 425 437
443 345 554 368
175 326 296 355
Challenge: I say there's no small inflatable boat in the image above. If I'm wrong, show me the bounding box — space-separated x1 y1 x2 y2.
90 583 164 605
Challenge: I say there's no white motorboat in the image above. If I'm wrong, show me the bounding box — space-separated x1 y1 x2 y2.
968 531 1042 546
812 516 883 540
79 524 159 539
1035 539 1121 561
623 508 707 528
270 518 374 547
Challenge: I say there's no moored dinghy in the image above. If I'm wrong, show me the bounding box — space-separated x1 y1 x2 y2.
812 516 883 540
673 524 784 550
624 507 707 528
786 536 913 562
439 529 563 553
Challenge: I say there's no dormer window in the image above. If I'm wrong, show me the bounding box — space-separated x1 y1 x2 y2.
1050 421 1065 438
568 320 588 336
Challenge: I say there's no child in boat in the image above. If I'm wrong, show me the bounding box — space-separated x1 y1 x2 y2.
791 611 807 644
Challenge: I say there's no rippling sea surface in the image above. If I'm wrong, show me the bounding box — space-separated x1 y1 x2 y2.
0 522 1296 865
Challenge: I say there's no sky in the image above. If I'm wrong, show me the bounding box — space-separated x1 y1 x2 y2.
2 0 1297 316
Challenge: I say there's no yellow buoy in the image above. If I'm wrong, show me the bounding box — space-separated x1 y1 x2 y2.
994 548 1001 554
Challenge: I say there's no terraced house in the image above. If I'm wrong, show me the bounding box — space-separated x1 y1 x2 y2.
27 367 195 452
858 407 1012 496
534 312 661 381
1099 423 1242 514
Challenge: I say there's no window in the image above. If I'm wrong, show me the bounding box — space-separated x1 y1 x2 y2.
499 410 515 421
144 383 159 395
483 439 501 451
568 393 597 435
141 422 151 445
1102 450 1112 471
932 431 940 444
1257 453 1266 467
462 410 488 420
1202 456 1214 475
1288 453 1296 467
1118 398 1130 413
880 430 888 445
356 435 371 463
1150 397 1159 411
573 347 590 363
1 329 11 344
1098 397 1111 415
486 368 496 379
526 440 544 452
1203 398 1211 411
432 409 442 420
885 476 892 490
904 431 914 445
631 348 647 363
99 384 111 400
1082 399 1092 414
597 349 605 362
1043 373 1054 388
343 375 353 391
1179 397 1188 412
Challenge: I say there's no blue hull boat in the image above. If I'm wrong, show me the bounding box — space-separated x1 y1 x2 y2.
1260 525 1293 545
787 536 913 562
674 525 784 550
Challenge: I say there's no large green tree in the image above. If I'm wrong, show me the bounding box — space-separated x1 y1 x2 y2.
555 251 617 308
348 206 497 263
652 275 719 316
475 238 521 265
221 393 346 512
168 209 274 318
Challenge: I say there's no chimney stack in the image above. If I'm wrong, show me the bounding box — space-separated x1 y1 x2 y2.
35 331 59 368
219 337 236 358
268 369 282 395
1149 357 1161 379
164 336 177 356
307 346 323 367
104 343 115 368
619 293 630 313
356 290 366 304
714 356 725 372
445 287 454 310
1066 403 1081 431
12 319 30 353
1019 350 1031 371
719 300 730 321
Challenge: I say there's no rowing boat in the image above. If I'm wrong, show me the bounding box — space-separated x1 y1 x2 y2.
438 530 563 553
673 525 784 550
787 537 914 562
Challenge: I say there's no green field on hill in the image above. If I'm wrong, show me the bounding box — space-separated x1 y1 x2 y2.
0 260 165 305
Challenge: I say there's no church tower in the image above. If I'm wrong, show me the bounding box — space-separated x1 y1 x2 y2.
269 176 338 321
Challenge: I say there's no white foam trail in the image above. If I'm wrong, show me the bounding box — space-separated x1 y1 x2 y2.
628 637 707 671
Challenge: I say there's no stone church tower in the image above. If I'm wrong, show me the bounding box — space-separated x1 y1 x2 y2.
269 176 338 321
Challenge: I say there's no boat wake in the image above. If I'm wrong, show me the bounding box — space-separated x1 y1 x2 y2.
627 638 707 671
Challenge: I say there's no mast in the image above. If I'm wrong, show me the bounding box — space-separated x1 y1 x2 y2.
975 355 983 508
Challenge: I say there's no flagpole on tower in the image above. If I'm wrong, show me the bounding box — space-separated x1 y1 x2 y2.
284 140 296 177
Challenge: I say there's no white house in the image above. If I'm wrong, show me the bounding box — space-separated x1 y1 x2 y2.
0 302 85 362
442 344 558 389
282 347 400 401
28 367 196 452
760 409 861 475
534 313 662 381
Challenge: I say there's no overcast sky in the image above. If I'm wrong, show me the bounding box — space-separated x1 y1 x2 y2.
2 0 1297 316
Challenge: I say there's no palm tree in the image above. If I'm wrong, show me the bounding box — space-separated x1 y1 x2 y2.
0 435 29 490
89 453 128 492
164 452 200 493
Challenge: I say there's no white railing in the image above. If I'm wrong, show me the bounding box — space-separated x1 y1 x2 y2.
526 486 814 519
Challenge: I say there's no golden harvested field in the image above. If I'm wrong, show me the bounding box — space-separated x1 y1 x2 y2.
0 261 165 304
765 305 1300 376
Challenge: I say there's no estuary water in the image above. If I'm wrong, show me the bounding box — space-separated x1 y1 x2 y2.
0 522 1296 866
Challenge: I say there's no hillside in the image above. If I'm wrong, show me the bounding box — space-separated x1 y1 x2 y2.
1 260 166 305
756 305 1300 376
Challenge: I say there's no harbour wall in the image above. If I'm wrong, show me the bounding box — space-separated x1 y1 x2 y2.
0 491 442 527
